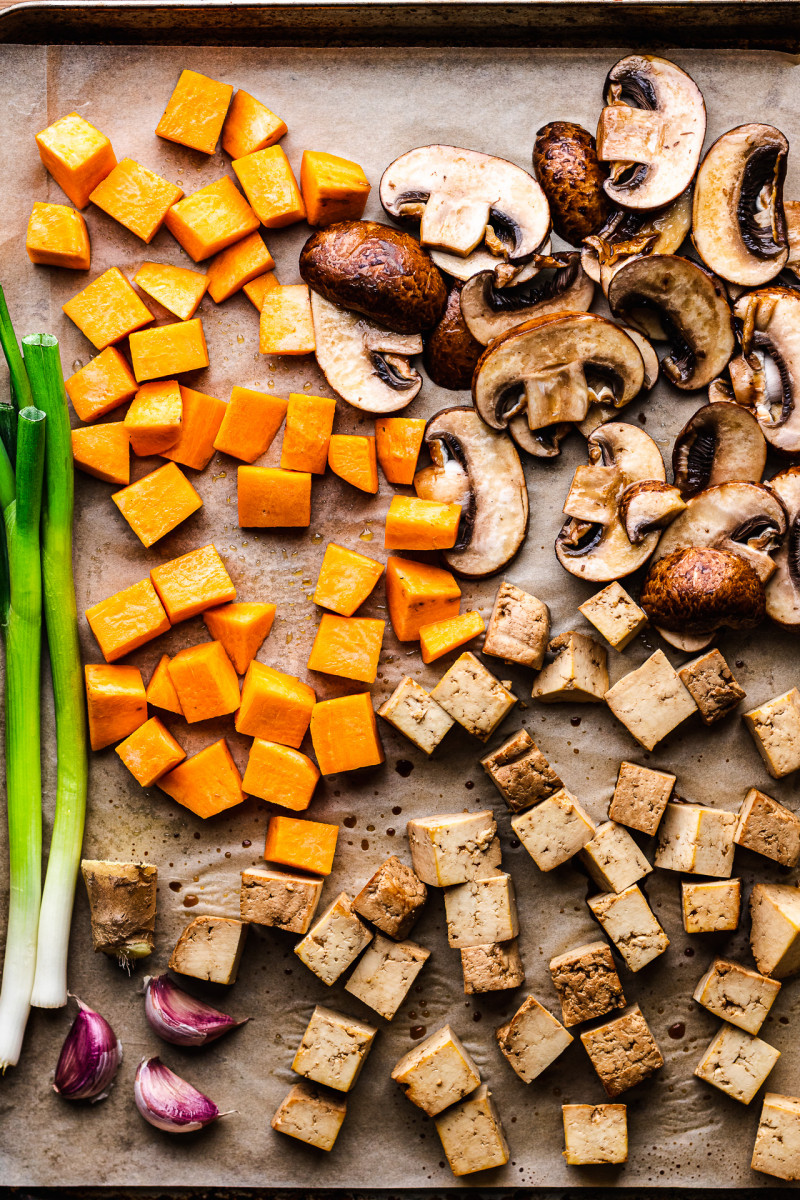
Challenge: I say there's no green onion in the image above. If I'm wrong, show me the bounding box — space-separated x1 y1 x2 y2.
0 286 32 412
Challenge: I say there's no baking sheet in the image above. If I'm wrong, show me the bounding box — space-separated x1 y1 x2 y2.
0 38 799 1190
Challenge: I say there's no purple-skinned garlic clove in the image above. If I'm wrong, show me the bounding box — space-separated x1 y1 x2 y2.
134 1056 223 1133
53 998 122 1102
144 974 247 1047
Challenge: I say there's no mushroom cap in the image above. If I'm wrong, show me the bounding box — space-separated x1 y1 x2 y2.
423 284 483 391
765 466 800 630
580 190 692 287
640 547 766 634
532 121 610 246
460 255 594 346
672 401 767 499
731 287 800 453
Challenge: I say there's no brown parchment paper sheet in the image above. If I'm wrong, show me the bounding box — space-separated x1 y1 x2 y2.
0 40 799 1190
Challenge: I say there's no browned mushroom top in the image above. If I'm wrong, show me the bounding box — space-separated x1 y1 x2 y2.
640 546 766 634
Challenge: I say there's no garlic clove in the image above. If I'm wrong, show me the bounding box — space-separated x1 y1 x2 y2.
134 1056 223 1133
144 974 247 1047
53 997 122 1102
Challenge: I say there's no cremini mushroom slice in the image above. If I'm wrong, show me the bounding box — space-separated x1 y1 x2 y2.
580 190 692 287
507 416 573 458
641 546 766 637
731 287 800 453
596 55 706 211
607 254 735 390
532 121 610 245
765 466 800 631
672 402 767 499
459 254 594 346
784 200 800 280
692 125 788 287
310 291 422 413
423 284 483 391
620 480 686 543
413 407 529 578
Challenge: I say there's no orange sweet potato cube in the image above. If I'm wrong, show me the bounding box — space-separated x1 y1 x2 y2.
310 693 384 775
243 740 319 810
63 267 153 350
86 579 171 662
237 466 311 528
386 556 461 641
232 146 305 228
85 664 147 750
167 641 241 723
280 393 337 474
150 544 236 623
156 70 234 155
129 318 209 383
164 177 259 262
243 271 279 310
133 262 209 321
327 434 377 493
202 601 276 674
146 654 184 715
259 284 315 355
307 614 385 685
65 347 138 423
236 661 316 747
116 716 186 786
419 610 485 664
206 231 274 303
112 461 202 547
221 90 287 159
384 495 461 551
313 544 383 617
72 422 130 486
89 158 183 243
213 387 286 462
300 151 370 227
264 814 338 875
375 417 426 486
36 112 116 209
158 738 245 819
163 386 227 471
26 201 91 270
123 380 183 456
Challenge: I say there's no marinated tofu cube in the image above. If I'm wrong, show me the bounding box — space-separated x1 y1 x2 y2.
588 885 669 973
271 1080 346 1151
460 940 525 994
744 688 800 779
407 810 501 887
693 958 781 1035
562 1104 628 1165
480 729 564 813
434 1084 509 1177
496 995 573 1083
294 892 373 986
444 873 519 949
482 580 550 669
682 879 741 934
391 1024 480 1116
168 915 246 985
678 649 745 725
694 1024 780 1105
533 631 608 703
377 676 454 755
579 581 647 650
654 802 737 878
239 867 323 934
580 821 652 893
604 650 697 750
345 934 429 1020
750 883 800 979
751 1092 800 1181
352 854 427 939
735 788 800 867
580 1005 664 1098
549 940 626 1027
430 652 516 742
511 788 596 872
292 1004 378 1091
609 760 675 836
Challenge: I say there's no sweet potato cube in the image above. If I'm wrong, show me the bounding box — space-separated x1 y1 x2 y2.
202 601 276 674
163 386 227 471
133 262 209 321
167 641 241 723
85 664 146 750
158 738 245 819
243 271 279 310
375 417 426 486
386 556 461 641
300 151 370 227
385 496 461 551
36 112 116 208
164 177 259 262
264 814 338 875
213 387 287 462
112 461 202 547
233 146 305 228
311 692 384 775
314 543 383 616
307 614 385 685
221 89 287 159
243 740 320 810
89 158 183 243
63 267 153 350
65 347 138 423
328 435 378 493
123 380 182 456
151 544 236 623
156 69 233 155
26 201 90 270
206 231 274 303
146 654 183 715
129 318 209 383
236 661 316 746
259 285 315 355
281 393 337 474
237 466 311 528
72 422 129 486
116 716 185 786
420 611 486 664
86 579 170 662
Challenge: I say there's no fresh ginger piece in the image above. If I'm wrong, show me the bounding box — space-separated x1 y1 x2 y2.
129 317 209 383
81 860 157 959
167 640 241 723
116 716 185 786
89 158 183 243
386 556 461 641
206 230 274 303
63 267 153 350
163 386 227 471
156 69 233 155
221 89 287 159
236 661 316 747
265 814 338 875
313 543 383 616
385 495 461 551
202 601 276 674
169 915 247 984
72 422 129 485
213 387 287 462
84 663 146 750
238 466 311 527
36 112 116 209
233 145 306 227
300 151 370 227
243 270 279 310
133 262 209 321
420 611 486 664
86 579 170 662
26 201 90 270
164 177 259 262
327 434 378 493
65 347 138 423
112 461 202 547
150 543 236 623
158 738 246 819
146 654 184 715
243 740 320 810
280 392 337 474
123 380 182 456
375 417 427 486
259 285 315 355
310 692 384 775
307 614 385 684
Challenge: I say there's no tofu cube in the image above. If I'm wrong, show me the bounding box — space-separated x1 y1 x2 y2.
678 649 745 725
482 580 550 669
460 940 525 994
377 676 454 755
682 879 741 934
580 1005 664 1098
434 1084 509 1177
752 1092 800 1181
294 892 373 986
444 874 519 948
750 883 800 979
654 802 737 878
352 854 427 939
609 760 675 836
693 958 781 1035
588 885 669 973
239 867 323 934
512 788 596 872
391 1024 480 1116
480 729 564 813
604 650 697 750
407 810 501 887
694 1024 780 1104
168 915 246 985
735 788 800 867
430 652 516 742
271 1080 346 1152
496 995 573 1083
744 688 800 778
549 940 626 1027
292 1004 378 1092
533 631 609 703
345 934 430 1020
580 821 652 893
579 581 647 650
562 1104 628 1165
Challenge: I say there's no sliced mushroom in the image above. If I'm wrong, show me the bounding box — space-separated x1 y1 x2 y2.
413 407 528 578
765 467 800 631
459 255 594 346
414 459 471 506
607 254 735 390
672 402 766 499
620 480 686 543
507 416 573 458
423 284 483 390
428 245 546 286
310 291 422 413
731 287 800 453
580 190 692 286
596 55 706 211
641 546 766 635
692 124 788 287
532 121 610 245
784 200 800 280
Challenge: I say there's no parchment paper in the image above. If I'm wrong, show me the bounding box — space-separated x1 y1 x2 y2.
0 40 799 1190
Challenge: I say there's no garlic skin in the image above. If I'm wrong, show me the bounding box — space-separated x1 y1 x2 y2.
53 998 122 1102
144 975 246 1047
134 1057 221 1133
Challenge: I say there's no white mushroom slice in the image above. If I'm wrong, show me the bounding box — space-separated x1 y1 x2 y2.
507 416 572 459
620 481 686 543
765 467 800 631
731 287 800 453
460 256 594 346
414 459 471 507
672 402 767 499
622 328 659 389
430 247 545 286
581 190 692 285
